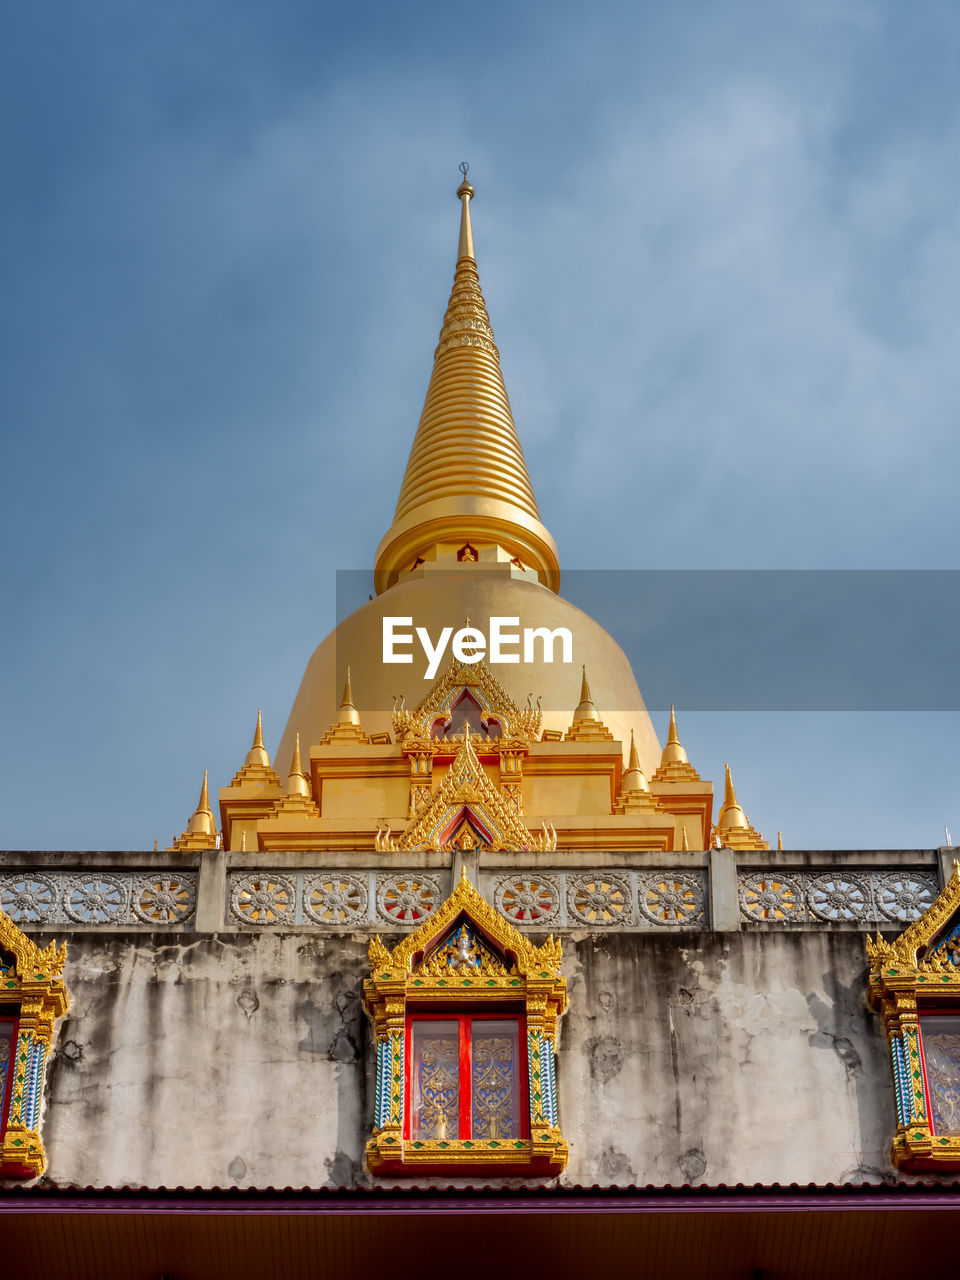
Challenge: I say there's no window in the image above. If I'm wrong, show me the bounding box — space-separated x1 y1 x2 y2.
918 1014 960 1138
868 863 960 1171
0 916 69 1180
364 871 567 1175
0 1016 16 1136
408 1014 526 1141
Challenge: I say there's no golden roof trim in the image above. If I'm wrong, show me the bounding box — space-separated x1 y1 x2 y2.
367 867 562 979
0 909 67 981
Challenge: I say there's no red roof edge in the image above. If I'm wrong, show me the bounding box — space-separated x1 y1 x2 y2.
2 1182 960 1216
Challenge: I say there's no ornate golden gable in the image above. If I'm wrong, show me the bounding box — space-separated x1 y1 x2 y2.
0 909 69 1179
867 862 960 973
391 656 542 744
867 861 960 1170
368 866 563 982
364 870 567 1176
375 732 556 852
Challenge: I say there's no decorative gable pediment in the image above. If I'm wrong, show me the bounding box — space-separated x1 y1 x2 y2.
392 656 542 745
867 861 960 972
375 732 555 852
368 867 562 981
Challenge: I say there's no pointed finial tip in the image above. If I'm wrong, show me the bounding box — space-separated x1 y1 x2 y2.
456 161 474 200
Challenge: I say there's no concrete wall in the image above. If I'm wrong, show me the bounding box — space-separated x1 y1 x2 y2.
36 926 899 1190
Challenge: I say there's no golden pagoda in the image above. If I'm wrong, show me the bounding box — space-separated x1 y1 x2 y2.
193 171 770 857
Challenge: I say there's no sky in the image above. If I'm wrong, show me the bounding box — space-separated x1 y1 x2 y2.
1 0 959 850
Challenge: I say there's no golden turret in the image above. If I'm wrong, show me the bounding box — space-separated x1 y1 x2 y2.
647 704 712 848
337 667 362 728
244 710 270 768
189 770 215 835
219 712 283 851
613 729 663 815
661 706 688 765
651 707 701 784
715 764 768 850
620 730 648 793
718 764 746 831
260 730 321 833
170 770 218 850
286 733 311 799
319 668 370 744
374 168 560 594
565 666 614 742
572 666 599 724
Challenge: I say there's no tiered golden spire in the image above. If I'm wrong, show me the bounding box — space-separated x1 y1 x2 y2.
572 666 599 724
188 770 215 836
651 706 702 785
170 769 218 850
565 665 614 742
286 733 311 798
244 710 270 768
620 730 648 793
661 705 688 765
715 763 768 850
319 667 370 744
337 667 361 727
374 167 559 593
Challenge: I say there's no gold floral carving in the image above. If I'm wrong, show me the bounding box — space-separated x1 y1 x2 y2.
391 657 542 744
867 860 960 1170
0 908 69 1179
363 870 567 1176
375 732 555 853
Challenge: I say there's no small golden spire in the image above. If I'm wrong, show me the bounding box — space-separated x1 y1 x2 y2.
244 709 271 768
456 162 475 261
572 665 600 723
718 763 748 832
660 705 689 766
187 769 216 837
287 732 311 798
338 667 362 727
680 825 690 851
621 729 647 793
777 830 784 851
240 830 247 851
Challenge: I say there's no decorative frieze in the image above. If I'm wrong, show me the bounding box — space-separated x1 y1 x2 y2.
0 872 198 928
491 870 707 930
738 869 938 925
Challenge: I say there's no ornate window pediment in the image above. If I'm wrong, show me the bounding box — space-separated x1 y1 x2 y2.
376 732 556 853
363 870 568 1176
392 657 542 746
868 860 960 1170
0 909 69 1179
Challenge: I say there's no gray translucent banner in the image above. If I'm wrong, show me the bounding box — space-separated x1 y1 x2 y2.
336 569 960 710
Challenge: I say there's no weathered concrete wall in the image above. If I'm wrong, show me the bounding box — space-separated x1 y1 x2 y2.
558 930 893 1188
35 927 899 1189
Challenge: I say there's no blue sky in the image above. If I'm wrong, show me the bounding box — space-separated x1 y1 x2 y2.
2 1 958 849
